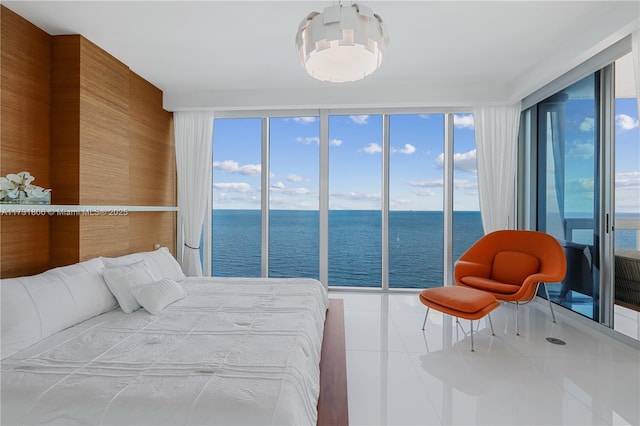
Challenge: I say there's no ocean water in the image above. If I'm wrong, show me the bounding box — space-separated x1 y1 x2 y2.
212 210 484 288
212 210 639 289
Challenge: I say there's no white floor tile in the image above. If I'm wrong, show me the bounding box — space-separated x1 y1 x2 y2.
347 350 442 426
332 290 640 426
529 357 640 426
344 310 407 352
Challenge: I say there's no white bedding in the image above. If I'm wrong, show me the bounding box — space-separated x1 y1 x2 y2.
1 277 328 426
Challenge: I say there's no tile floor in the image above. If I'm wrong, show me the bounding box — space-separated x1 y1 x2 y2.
332 291 640 426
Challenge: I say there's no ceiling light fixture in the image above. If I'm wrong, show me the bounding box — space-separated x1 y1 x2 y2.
296 2 388 83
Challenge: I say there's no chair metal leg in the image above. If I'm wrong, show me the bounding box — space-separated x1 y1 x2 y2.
488 313 495 336
515 302 520 336
470 319 474 352
421 307 430 330
543 282 557 323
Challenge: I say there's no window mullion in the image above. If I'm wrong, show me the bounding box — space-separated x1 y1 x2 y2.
382 115 390 290
261 117 270 278
443 114 454 286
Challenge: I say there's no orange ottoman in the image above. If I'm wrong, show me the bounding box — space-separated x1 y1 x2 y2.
420 286 500 351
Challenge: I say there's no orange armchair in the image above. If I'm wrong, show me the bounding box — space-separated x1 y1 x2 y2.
454 230 567 335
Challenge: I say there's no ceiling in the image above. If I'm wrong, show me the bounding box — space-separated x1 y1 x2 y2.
4 1 639 111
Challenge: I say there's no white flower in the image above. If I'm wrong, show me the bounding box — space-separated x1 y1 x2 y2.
18 171 35 187
0 177 14 190
0 171 51 201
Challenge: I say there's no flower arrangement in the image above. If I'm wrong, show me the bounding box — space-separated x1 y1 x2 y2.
0 171 51 204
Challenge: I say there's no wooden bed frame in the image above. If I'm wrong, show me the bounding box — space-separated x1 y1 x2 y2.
317 298 349 426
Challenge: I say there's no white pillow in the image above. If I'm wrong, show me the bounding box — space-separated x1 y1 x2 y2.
132 278 186 315
102 247 185 281
1 257 117 359
49 257 118 315
102 260 158 313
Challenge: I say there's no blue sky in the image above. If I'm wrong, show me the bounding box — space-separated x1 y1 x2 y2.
212 103 638 213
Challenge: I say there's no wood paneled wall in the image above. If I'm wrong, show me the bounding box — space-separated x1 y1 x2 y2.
129 72 175 206
78 36 130 205
0 6 51 277
1 6 177 278
50 35 80 205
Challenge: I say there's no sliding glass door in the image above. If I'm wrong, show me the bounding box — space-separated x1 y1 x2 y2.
536 73 601 320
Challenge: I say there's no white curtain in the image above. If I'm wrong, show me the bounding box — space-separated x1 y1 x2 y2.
473 103 521 234
174 111 214 277
633 31 640 116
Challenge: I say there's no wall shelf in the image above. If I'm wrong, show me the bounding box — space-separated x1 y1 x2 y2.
0 205 178 214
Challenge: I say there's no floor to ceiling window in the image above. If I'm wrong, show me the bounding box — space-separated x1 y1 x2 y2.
520 40 638 337
613 52 640 340
209 110 481 290
388 114 444 289
452 114 483 264
268 116 320 279
328 114 383 287
211 118 262 277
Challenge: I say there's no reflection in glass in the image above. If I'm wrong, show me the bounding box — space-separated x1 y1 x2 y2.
537 74 600 320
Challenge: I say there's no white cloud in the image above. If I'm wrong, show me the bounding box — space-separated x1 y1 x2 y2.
331 192 380 201
615 171 640 188
409 178 476 190
292 117 317 124
350 115 369 125
287 174 304 182
296 136 319 145
615 172 640 212
454 179 477 190
392 143 416 155
270 182 311 196
580 117 594 132
567 141 594 159
616 114 639 131
414 189 436 197
390 198 412 208
570 177 594 191
454 114 474 129
213 191 259 205
296 136 343 146
409 179 443 188
269 198 317 209
212 182 253 193
213 160 261 176
435 149 477 173
364 142 382 154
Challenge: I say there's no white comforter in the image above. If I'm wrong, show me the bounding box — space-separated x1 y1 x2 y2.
1 277 328 426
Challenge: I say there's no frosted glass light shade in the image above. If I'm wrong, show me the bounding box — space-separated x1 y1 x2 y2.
296 3 388 83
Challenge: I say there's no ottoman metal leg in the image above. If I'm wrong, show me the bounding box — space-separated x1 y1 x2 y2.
470 319 474 352
421 307 430 330
488 313 495 336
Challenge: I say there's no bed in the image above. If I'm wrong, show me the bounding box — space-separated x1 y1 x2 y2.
1 248 335 425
